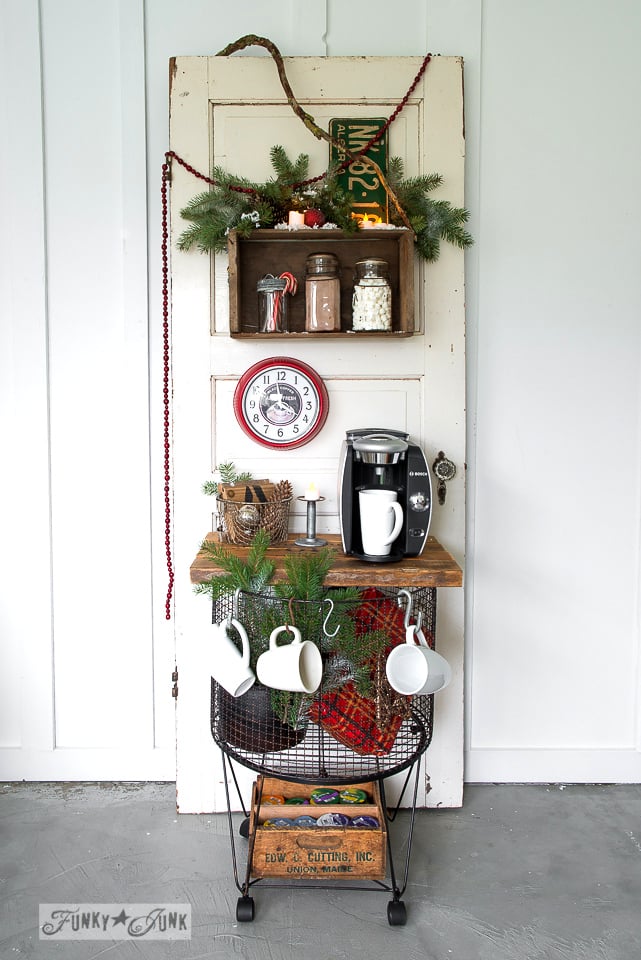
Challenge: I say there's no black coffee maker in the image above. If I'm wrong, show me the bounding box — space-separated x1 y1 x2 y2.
338 428 432 562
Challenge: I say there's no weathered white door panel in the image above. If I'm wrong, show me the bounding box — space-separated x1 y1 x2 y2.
170 56 465 812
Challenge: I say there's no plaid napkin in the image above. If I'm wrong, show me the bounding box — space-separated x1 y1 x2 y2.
308 681 404 755
309 589 412 755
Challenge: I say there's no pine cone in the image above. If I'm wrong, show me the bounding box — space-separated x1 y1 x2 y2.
269 480 293 502
259 480 292 543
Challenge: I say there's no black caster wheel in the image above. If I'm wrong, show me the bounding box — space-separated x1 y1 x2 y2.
387 900 407 926
236 896 255 922
239 817 250 840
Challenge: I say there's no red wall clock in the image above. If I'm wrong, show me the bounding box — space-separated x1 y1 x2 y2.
233 356 330 449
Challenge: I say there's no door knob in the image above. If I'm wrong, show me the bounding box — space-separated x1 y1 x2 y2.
432 452 457 505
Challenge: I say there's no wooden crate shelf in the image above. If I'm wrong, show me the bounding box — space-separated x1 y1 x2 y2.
249 776 387 880
227 228 415 338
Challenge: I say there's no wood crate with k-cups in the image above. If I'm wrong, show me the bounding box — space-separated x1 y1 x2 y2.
249 776 386 880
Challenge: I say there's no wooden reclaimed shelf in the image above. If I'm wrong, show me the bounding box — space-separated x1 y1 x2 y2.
227 228 415 337
190 533 463 589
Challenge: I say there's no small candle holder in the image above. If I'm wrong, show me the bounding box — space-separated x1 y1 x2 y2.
295 496 327 547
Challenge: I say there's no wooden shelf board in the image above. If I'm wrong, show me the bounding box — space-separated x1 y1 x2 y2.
190 533 463 588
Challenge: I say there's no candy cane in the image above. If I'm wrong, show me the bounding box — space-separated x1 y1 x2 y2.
271 272 297 330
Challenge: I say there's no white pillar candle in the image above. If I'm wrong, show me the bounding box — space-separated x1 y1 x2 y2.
288 210 305 226
304 482 320 501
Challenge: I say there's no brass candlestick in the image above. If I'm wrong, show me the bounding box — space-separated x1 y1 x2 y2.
295 496 327 547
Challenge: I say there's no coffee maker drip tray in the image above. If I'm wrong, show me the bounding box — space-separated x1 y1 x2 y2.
353 549 404 563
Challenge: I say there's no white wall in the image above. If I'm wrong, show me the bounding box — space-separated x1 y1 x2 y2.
1 0 640 784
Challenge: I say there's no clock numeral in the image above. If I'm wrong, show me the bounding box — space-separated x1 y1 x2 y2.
277 428 284 438
302 386 309 395
277 370 286 380
293 425 299 434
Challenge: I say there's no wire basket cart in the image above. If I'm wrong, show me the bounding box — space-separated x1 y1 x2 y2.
210 585 437 926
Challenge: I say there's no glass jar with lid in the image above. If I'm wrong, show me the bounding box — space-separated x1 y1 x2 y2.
257 274 289 333
305 252 341 332
352 258 392 331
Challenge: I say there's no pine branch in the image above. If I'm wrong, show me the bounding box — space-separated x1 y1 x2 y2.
274 548 336 601
195 529 274 601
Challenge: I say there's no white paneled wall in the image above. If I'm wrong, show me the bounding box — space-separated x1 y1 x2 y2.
1 0 640 785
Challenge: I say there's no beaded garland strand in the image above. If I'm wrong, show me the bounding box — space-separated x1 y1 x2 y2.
161 54 432 618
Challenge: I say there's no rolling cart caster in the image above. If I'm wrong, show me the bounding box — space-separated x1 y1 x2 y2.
236 895 255 922
387 900 407 926
239 817 250 840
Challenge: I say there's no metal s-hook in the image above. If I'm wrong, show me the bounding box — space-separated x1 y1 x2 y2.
227 587 242 627
397 588 422 633
322 598 340 638
397 589 413 628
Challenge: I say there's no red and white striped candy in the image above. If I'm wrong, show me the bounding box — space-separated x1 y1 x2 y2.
279 271 298 296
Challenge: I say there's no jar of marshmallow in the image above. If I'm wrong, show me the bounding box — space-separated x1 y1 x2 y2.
352 258 392 331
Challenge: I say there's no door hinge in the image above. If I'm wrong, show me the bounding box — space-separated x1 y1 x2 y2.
171 668 178 699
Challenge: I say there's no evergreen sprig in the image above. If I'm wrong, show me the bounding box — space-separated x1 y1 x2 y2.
273 548 336 602
178 146 358 254
387 156 473 261
201 461 253 497
194 528 274 602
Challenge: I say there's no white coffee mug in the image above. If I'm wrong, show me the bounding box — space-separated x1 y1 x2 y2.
256 625 323 694
211 618 256 698
359 488 404 556
386 626 452 696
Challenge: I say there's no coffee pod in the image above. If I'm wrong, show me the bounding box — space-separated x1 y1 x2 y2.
293 815 318 827
350 815 379 828
310 788 340 804
316 812 351 826
285 797 310 805
263 794 285 804
339 788 368 804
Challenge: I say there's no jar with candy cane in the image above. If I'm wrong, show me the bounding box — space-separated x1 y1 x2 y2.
257 272 297 333
352 258 392 332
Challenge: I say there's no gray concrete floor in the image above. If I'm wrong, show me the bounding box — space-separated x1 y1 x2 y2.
1 780 640 959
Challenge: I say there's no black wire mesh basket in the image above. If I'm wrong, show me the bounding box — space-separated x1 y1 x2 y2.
210 586 436 785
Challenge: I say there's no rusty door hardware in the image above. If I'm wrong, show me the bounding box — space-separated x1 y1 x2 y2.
432 452 456 505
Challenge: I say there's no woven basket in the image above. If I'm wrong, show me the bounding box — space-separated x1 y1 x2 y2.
216 495 291 545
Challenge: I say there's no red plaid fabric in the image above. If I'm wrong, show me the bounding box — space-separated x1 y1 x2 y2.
308 681 403 755
353 587 435 650
309 589 421 755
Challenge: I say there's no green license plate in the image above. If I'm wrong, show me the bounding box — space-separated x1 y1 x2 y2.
329 118 388 222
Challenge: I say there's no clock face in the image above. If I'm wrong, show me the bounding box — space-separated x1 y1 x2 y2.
233 357 329 449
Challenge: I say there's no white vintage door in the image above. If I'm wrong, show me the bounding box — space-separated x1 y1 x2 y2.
169 56 465 812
